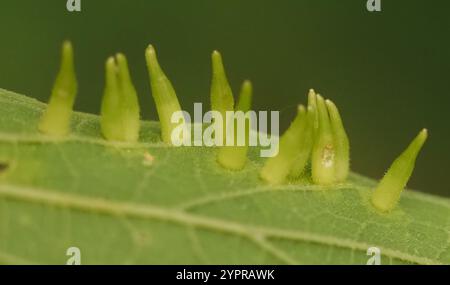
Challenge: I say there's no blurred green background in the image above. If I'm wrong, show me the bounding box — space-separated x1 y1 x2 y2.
0 0 449 196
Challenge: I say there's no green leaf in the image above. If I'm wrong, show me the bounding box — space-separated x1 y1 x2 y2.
0 88 449 265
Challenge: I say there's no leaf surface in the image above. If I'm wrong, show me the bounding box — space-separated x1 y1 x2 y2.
0 88 449 265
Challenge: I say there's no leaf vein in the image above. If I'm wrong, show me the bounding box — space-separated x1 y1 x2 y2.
0 183 441 265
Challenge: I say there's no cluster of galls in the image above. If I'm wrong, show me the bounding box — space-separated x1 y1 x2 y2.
260 89 349 186
38 41 427 213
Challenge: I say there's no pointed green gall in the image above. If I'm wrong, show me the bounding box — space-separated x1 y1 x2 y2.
210 50 235 114
310 94 350 185
235 80 253 112
260 105 309 185
308 88 319 135
145 45 184 144
289 105 315 178
100 53 140 142
217 80 253 170
210 50 235 141
326 99 350 182
38 41 77 136
371 129 428 212
288 88 317 178
311 94 336 185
